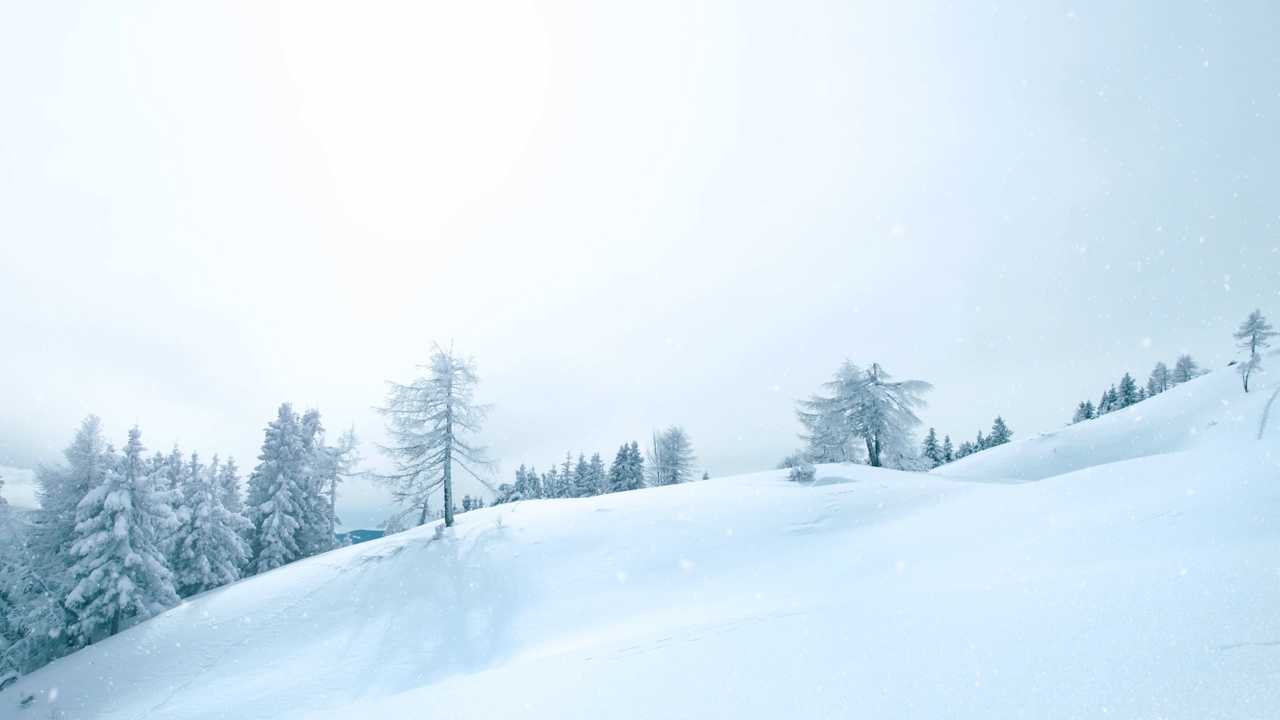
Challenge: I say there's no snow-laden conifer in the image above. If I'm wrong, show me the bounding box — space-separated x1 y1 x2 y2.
173 458 250 597
608 442 646 493
65 426 179 639
246 404 308 574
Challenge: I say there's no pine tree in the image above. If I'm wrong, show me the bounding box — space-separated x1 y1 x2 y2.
1233 309 1276 392
65 426 179 640
1118 373 1140 408
921 428 942 468
987 416 1012 446
296 409 336 557
1071 401 1096 424
374 343 496 528
218 457 244 515
1170 354 1203 385
608 442 646 493
955 441 975 459
246 404 309 574
941 435 953 464
975 430 986 452
796 362 932 468
587 453 607 495
173 458 250 598
571 453 591 498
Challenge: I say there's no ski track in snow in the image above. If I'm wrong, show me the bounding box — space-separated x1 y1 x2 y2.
1257 384 1280 440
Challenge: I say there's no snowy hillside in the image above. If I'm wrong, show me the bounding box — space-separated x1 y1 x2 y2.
3 363 1279 719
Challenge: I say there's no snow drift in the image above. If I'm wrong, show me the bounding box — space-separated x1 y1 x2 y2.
3 362 1278 719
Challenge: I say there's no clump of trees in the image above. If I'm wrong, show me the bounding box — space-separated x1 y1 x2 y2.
0 407 358 684
490 427 701 506
1070 354 1206 424
920 416 1012 468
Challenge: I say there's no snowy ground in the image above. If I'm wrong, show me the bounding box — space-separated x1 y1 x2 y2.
4 363 1279 719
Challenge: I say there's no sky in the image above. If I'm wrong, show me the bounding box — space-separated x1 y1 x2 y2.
2 0 1278 529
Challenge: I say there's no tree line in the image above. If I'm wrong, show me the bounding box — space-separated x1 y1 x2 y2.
0 405 358 684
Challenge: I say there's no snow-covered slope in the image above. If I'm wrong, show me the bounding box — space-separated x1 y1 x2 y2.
4 364 1279 719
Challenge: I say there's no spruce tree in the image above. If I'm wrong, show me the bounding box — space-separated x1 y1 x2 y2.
1118 373 1140 408
921 428 942 468
218 457 244 515
987 417 1012 446
608 442 646 493
1072 401 1096 424
173 459 250 598
65 427 179 639
941 435 953 464
246 404 308 574
587 453 607 495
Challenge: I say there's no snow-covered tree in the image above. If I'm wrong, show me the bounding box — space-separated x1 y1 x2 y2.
797 362 932 469
296 409 337 557
246 404 309 574
570 453 591 498
941 435 954 464
586 453 607 495
1071 400 1096 424
1118 373 1140 408
608 442 645 493
921 428 943 468
374 342 496 528
173 458 250 598
987 417 1013 447
1233 309 1276 392
1146 362 1171 397
218 456 244 515
65 426 179 640
1170 353 1203 385
645 426 697 486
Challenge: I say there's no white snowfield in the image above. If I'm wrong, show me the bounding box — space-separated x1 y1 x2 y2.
4 363 1279 719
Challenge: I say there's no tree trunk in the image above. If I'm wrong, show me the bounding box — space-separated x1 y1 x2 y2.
443 401 454 527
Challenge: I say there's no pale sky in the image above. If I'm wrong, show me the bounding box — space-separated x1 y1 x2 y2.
2 0 1278 529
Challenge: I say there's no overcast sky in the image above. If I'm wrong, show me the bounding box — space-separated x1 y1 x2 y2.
3 0 1278 529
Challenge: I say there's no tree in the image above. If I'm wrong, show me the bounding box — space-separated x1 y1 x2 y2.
797 362 932 469
1118 373 1140 408
218 457 244 515
375 342 496 528
246 404 309 574
65 426 179 639
173 457 250 598
1170 353 1203 385
955 441 975 459
1233 309 1276 392
645 426 697 486
921 428 943 468
941 435 954 464
1071 401 1096 424
987 417 1013 446
587 453 608 495
608 442 645 493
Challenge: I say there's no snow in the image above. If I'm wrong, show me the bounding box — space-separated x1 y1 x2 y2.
4 362 1279 718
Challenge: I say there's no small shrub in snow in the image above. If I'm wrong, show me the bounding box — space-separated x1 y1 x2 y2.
789 463 816 483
